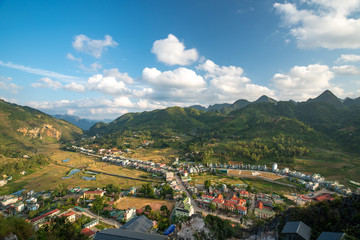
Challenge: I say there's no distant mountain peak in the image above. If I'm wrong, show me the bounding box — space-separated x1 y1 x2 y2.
307 90 343 107
255 95 277 103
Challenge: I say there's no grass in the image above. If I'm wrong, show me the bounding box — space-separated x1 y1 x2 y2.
0 144 163 195
116 196 175 212
293 148 360 186
241 178 297 194
130 147 178 164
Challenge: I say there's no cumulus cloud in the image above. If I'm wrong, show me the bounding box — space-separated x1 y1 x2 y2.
274 0 360 49
271 64 346 100
63 82 86 92
332 65 359 75
32 77 62 89
0 76 22 94
142 67 206 89
197 59 274 101
72 34 118 58
151 34 199 65
87 74 128 95
103 68 133 84
336 54 360 63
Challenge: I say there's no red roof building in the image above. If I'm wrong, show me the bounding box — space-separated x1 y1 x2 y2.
256 201 264 210
313 193 334 202
31 209 60 226
81 228 95 237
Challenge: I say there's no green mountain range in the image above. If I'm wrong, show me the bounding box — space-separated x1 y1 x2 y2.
88 90 360 154
0 99 82 155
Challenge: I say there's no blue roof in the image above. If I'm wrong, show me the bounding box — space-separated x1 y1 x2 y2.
163 224 175 235
317 232 345 240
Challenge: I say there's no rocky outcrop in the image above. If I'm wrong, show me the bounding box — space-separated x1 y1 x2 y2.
17 124 61 141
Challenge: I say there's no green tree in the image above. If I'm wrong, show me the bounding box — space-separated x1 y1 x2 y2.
145 205 152 212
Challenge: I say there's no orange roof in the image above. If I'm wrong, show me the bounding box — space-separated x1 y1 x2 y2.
314 193 334 202
61 211 75 217
256 201 263 209
222 203 234 208
217 194 223 199
236 205 247 211
81 228 95 237
202 195 214 199
31 209 60 222
212 198 224 204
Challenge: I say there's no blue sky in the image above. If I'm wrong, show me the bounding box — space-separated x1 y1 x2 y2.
1 0 360 120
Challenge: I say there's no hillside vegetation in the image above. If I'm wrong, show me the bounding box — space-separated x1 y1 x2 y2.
0 99 82 157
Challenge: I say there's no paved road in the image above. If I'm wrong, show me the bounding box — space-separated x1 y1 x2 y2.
174 176 242 224
73 208 121 228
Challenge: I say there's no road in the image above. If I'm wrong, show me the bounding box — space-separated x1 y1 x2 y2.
174 175 242 224
73 208 121 228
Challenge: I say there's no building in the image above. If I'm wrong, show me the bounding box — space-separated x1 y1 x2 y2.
0 197 18 207
236 205 247 215
313 193 334 202
316 232 345 240
254 201 275 219
175 197 194 217
212 194 224 208
81 228 96 238
83 190 105 199
12 202 25 212
123 207 136 222
272 163 278 172
31 209 60 228
94 215 166 240
83 219 99 229
0 179 7 187
281 221 311 240
165 172 174 182
60 211 76 223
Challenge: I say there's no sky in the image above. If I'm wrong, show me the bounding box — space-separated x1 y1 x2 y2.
1 0 360 120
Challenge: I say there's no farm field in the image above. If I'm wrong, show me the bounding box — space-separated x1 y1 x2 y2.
0 145 163 195
116 196 175 212
293 148 360 186
130 147 177 164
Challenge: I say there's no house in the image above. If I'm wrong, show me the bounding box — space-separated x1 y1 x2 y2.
83 190 105 199
12 202 25 212
281 221 311 240
175 197 194 217
60 211 76 223
31 209 61 228
83 219 99 229
254 201 275 219
239 190 249 197
236 205 247 215
122 207 136 222
316 232 345 240
0 197 18 207
313 193 334 202
166 172 174 181
81 228 96 238
94 215 166 240
212 194 224 208
27 203 39 211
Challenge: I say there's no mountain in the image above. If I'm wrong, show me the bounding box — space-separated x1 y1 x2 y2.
88 90 360 153
207 103 232 112
0 99 82 153
53 114 101 130
186 105 207 111
254 95 277 104
306 90 343 107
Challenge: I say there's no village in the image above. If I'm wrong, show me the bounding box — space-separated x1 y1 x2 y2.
1 144 360 239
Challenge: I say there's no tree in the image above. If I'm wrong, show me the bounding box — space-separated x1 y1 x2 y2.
139 183 155 198
209 203 216 212
160 205 168 214
204 180 211 190
145 205 152 212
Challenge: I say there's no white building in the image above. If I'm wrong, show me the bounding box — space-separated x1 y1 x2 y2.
272 163 278 172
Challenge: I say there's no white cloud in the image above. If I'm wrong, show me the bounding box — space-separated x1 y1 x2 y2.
332 65 359 75
103 68 133 84
142 67 206 89
151 34 199 65
31 77 62 89
112 96 134 107
0 76 22 94
67 53 82 63
274 1 360 49
63 82 86 92
271 64 346 100
336 54 360 62
72 34 118 58
197 59 274 101
87 74 128 95
0 60 80 82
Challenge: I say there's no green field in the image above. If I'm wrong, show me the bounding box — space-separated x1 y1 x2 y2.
0 145 162 195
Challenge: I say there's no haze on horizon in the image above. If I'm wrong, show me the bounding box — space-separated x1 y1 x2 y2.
1 0 360 120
